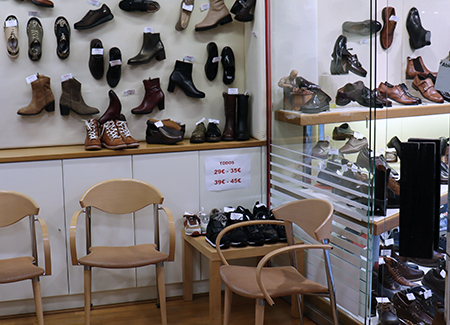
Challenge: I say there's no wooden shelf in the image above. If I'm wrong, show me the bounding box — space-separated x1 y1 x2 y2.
275 103 450 126
0 138 266 163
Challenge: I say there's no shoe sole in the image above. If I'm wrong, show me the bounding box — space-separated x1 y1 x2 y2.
205 236 229 249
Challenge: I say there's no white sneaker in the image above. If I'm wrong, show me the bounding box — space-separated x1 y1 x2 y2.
183 212 201 236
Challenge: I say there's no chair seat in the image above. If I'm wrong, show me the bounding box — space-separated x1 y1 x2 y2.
78 243 168 268
0 256 44 283
220 265 329 299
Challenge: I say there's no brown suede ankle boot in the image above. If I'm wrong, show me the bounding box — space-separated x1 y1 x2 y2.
60 78 100 116
131 78 164 114
17 74 55 115
222 92 236 141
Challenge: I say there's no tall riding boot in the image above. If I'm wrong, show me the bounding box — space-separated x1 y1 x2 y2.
235 94 250 141
127 32 166 65
98 90 122 124
131 78 165 114
195 0 232 31
168 60 205 98
222 92 236 141
60 78 100 116
17 74 55 115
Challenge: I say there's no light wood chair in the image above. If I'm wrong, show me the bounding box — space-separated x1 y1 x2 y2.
216 199 338 325
70 178 175 325
0 190 51 325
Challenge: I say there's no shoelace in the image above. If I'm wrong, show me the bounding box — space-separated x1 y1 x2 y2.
116 120 132 138
30 28 40 42
103 121 121 139
83 119 99 140
377 302 396 314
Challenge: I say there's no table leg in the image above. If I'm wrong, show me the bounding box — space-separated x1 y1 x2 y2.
209 259 222 325
182 238 193 302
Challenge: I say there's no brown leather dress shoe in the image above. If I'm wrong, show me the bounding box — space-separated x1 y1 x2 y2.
30 0 54 8
406 56 437 79
380 7 396 49
378 82 419 105
412 75 444 103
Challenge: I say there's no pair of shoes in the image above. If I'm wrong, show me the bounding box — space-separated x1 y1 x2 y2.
230 0 256 22
392 291 434 324
54 16 70 59
342 19 381 36
168 60 205 98
406 7 431 50
146 118 185 144
74 4 114 30
89 39 123 88
378 82 421 105
405 56 437 80
119 0 160 12
175 0 194 31
17 74 55 115
131 78 165 114
27 17 43 61
60 77 99 115
128 32 165 66
330 35 367 77
205 43 235 85
380 6 397 50
336 81 386 108
222 92 250 141
412 75 444 103
183 212 201 236
233 206 265 246
4 15 19 58
195 0 232 31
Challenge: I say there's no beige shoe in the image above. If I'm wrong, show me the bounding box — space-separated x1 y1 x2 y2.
17 74 55 115
116 116 139 148
175 0 194 31
83 119 101 151
4 15 19 58
195 0 232 32
101 120 127 150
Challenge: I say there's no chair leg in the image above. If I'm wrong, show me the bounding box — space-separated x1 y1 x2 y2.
255 298 265 325
223 286 232 325
296 294 304 325
156 263 167 325
84 268 92 325
32 278 44 325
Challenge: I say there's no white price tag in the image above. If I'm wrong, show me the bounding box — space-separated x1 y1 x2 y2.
318 161 325 170
200 3 209 11
354 131 364 140
230 213 243 220
184 211 194 216
182 3 194 11
205 154 252 192
329 148 339 155
91 48 104 55
89 0 100 6
440 269 446 278
123 89 135 96
26 74 38 84
359 38 369 45
5 19 17 27
336 170 343 176
351 163 359 172
325 135 331 142
376 297 390 303
228 88 239 95
109 59 122 67
380 249 391 257
61 73 73 82
341 165 348 172
28 11 40 17
424 289 432 299
378 257 385 265
251 31 257 38
209 118 219 124
184 55 195 63
144 27 154 33
389 15 399 22
196 117 206 125
385 238 394 246
406 293 416 301
155 120 164 128
223 206 234 212
212 56 221 63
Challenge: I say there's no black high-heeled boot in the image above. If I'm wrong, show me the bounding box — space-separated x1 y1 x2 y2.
127 32 166 65
168 60 205 98
406 7 431 50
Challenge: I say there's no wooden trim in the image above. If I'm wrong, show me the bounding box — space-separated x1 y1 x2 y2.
70 210 83 266
36 218 51 276
0 138 266 164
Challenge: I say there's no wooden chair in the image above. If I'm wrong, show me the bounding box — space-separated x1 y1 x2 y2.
70 178 175 325
0 191 51 325
216 199 338 325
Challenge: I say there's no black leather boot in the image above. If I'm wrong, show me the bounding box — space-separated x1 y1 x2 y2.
233 0 256 22
98 90 122 125
222 92 237 141
235 94 250 141
406 7 431 50
168 60 205 98
127 32 165 65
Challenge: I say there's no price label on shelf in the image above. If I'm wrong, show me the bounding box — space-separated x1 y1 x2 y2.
205 154 251 191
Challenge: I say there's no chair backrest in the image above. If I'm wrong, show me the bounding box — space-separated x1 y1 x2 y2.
80 178 164 214
0 190 40 227
272 199 333 242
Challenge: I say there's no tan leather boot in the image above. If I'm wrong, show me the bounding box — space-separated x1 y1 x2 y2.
175 0 194 31
60 78 99 116
195 0 232 31
116 115 139 148
83 119 101 151
18 74 55 115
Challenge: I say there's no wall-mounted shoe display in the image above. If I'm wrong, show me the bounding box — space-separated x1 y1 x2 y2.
231 0 256 22
106 47 122 88
74 4 114 30
175 0 194 31
195 0 232 31
406 7 431 50
98 90 122 124
205 42 219 81
168 60 205 98
54 16 70 59
119 0 160 12
127 32 165 65
89 38 104 80
60 78 99 116
100 120 127 150
205 120 221 142
146 118 185 144
18 74 55 115
116 115 139 148
4 15 19 59
380 6 397 50
342 19 381 36
190 120 206 143
221 46 235 85
83 119 101 151
131 78 165 114
27 17 43 61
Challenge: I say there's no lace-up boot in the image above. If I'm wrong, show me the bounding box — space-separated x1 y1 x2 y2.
100 120 126 150
392 291 433 324
384 257 416 287
83 119 101 150
234 206 264 246
206 208 231 248
116 115 139 148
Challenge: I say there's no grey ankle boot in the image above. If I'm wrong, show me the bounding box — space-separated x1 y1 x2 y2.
60 78 99 116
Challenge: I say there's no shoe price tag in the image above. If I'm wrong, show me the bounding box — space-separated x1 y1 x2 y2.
182 2 194 11
184 211 194 216
336 170 343 176
341 164 348 172
209 118 219 125
200 3 210 11
424 289 432 299
351 163 359 172
109 59 122 67
123 89 135 96
228 88 239 95
389 15 399 22
92 48 104 55
28 11 40 17
196 117 205 125
329 148 339 155
212 56 221 63
251 31 257 38
184 55 195 63
154 120 164 128
353 131 364 140
359 38 369 45
378 257 385 265
144 27 154 34
26 74 38 84
440 269 446 278
375 297 390 303
406 293 416 301
89 0 100 6
325 135 331 142
223 206 234 212
384 238 394 246
380 249 391 257
61 73 73 82
318 160 325 170
5 19 17 28
230 212 243 220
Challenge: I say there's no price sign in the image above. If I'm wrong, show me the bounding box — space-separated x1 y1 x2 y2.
205 154 251 191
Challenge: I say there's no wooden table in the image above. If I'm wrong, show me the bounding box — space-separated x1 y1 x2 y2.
182 232 303 325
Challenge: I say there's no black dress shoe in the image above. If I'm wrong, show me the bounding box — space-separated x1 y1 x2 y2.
205 122 221 142
221 46 235 85
205 42 219 81
74 4 114 30
345 53 367 77
119 0 160 12
106 47 122 88
145 119 185 145
54 16 70 59
406 7 431 50
89 39 104 80
330 35 349 75
376 302 400 325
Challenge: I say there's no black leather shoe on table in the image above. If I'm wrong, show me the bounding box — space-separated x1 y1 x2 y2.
74 4 114 30
205 122 221 142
